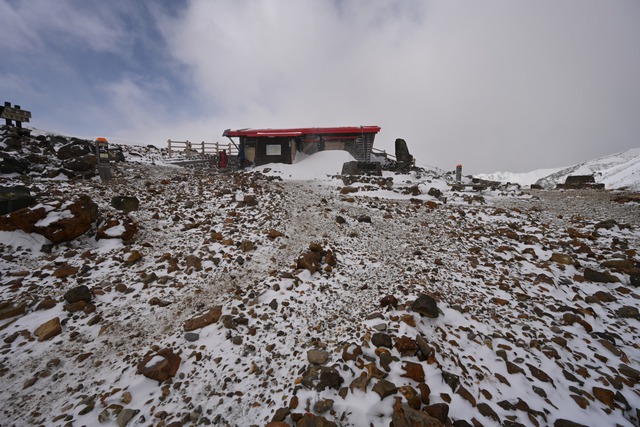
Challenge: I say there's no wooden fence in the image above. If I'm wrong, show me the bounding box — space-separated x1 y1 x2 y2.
167 140 237 159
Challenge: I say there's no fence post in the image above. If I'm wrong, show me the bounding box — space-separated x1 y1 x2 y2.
186 140 191 159
167 139 172 158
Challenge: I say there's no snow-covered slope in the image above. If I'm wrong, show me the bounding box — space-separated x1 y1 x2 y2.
475 167 566 187
477 148 640 191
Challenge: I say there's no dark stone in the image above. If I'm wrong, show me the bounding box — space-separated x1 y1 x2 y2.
412 294 439 318
111 196 140 213
341 161 382 176
441 371 460 391
554 419 588 427
63 154 96 174
594 219 617 230
371 332 392 348
357 215 371 223
427 187 442 198
184 332 199 342
372 379 397 399
584 267 618 283
63 285 92 303
394 138 413 171
0 155 29 174
56 140 94 160
630 273 640 287
616 306 639 319
300 366 343 392
380 295 398 309
0 186 36 215
477 403 500 422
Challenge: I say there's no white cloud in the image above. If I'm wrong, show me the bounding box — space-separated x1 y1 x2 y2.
0 0 132 54
146 0 640 173
4 0 639 173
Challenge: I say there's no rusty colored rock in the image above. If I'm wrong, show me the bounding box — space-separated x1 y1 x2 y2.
183 306 223 331
401 361 425 383
137 348 181 382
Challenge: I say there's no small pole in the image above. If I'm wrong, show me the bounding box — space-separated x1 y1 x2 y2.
3 102 12 127
167 139 172 158
456 164 462 182
186 140 191 159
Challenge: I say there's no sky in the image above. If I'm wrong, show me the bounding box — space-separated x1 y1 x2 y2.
1 0 640 174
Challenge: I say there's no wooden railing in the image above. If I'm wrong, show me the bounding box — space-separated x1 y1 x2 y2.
167 140 237 158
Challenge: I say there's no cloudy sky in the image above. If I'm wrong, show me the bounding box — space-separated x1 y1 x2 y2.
1 0 639 173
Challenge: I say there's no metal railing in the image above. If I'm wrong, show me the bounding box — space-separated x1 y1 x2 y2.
167 140 237 159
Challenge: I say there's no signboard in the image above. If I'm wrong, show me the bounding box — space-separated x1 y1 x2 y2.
266 144 281 156
0 106 31 122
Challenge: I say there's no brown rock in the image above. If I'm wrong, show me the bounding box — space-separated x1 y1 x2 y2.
137 348 181 382
550 253 577 266
423 402 449 424
267 229 284 239
53 263 78 278
392 398 443 427
34 317 62 341
97 215 138 242
185 254 202 272
0 302 26 320
584 268 619 283
477 403 500 422
401 361 425 382
456 386 477 407
394 336 417 357
297 251 322 273
64 301 87 312
398 385 421 409
412 294 439 318
592 386 615 408
372 379 397 399
341 343 362 362
526 363 555 385
42 196 98 244
183 306 223 331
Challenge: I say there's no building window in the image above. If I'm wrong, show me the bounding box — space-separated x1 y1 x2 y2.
266 144 281 156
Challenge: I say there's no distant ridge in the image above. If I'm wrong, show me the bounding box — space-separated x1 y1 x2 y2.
477 148 640 191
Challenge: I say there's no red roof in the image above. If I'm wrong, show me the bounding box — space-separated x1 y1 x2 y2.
224 126 381 138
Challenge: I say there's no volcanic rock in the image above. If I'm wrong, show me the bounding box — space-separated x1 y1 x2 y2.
34 317 62 341
184 306 223 331
412 294 439 318
0 185 36 215
137 348 181 382
111 196 140 213
63 285 92 303
300 366 343 392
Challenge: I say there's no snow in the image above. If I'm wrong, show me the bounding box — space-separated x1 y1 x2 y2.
1 138 640 426
34 209 74 227
259 150 357 180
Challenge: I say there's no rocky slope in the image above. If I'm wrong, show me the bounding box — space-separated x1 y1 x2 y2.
1 127 639 427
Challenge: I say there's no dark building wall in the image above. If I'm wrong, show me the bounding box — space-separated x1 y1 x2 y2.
249 137 294 166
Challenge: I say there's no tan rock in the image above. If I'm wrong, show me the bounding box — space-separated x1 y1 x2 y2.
34 317 62 341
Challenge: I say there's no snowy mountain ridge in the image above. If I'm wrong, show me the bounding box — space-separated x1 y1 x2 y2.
476 148 640 191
